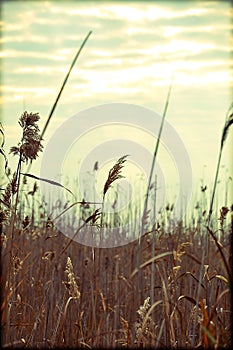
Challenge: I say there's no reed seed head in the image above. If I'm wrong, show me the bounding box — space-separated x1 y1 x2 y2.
221 106 233 149
1 172 17 209
103 155 129 197
10 111 43 163
219 206 229 226
64 257 80 300
135 296 155 345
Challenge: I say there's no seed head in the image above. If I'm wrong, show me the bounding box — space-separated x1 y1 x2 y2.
64 257 80 300
10 111 43 163
103 155 129 197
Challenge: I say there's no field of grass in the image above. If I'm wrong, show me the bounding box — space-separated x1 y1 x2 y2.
0 189 232 348
0 112 232 348
0 35 232 347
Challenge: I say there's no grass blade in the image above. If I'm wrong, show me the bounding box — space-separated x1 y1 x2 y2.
40 30 92 141
207 226 231 287
20 172 74 196
25 31 92 176
52 200 102 221
207 104 233 226
221 104 233 149
142 75 174 225
130 251 173 278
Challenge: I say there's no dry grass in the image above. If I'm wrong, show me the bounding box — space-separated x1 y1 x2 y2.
0 100 232 348
0 198 231 348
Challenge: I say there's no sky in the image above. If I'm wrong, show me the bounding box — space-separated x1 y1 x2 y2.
0 0 232 219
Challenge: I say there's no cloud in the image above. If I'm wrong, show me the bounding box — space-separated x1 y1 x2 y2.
0 49 66 61
0 0 232 187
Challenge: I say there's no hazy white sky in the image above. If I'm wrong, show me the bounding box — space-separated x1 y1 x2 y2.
0 0 232 213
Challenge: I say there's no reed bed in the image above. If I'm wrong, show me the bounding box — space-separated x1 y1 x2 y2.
0 178 232 348
1 34 232 348
0 102 232 350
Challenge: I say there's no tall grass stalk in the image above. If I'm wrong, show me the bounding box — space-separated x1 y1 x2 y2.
25 31 92 176
7 112 43 291
207 104 233 227
142 75 173 226
40 31 92 142
137 76 173 301
192 104 233 347
151 175 157 307
100 155 128 230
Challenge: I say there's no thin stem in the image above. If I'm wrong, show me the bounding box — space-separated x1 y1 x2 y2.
136 77 173 302
207 145 223 227
142 76 173 226
192 131 224 347
100 195 105 247
100 195 105 228
25 31 92 175
8 152 23 313
40 31 92 142
9 153 22 257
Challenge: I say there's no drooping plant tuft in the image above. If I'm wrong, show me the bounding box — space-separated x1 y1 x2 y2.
10 111 43 163
103 155 129 197
221 104 233 149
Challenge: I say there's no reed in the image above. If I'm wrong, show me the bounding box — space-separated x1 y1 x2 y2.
101 155 129 229
0 189 231 347
192 104 233 347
